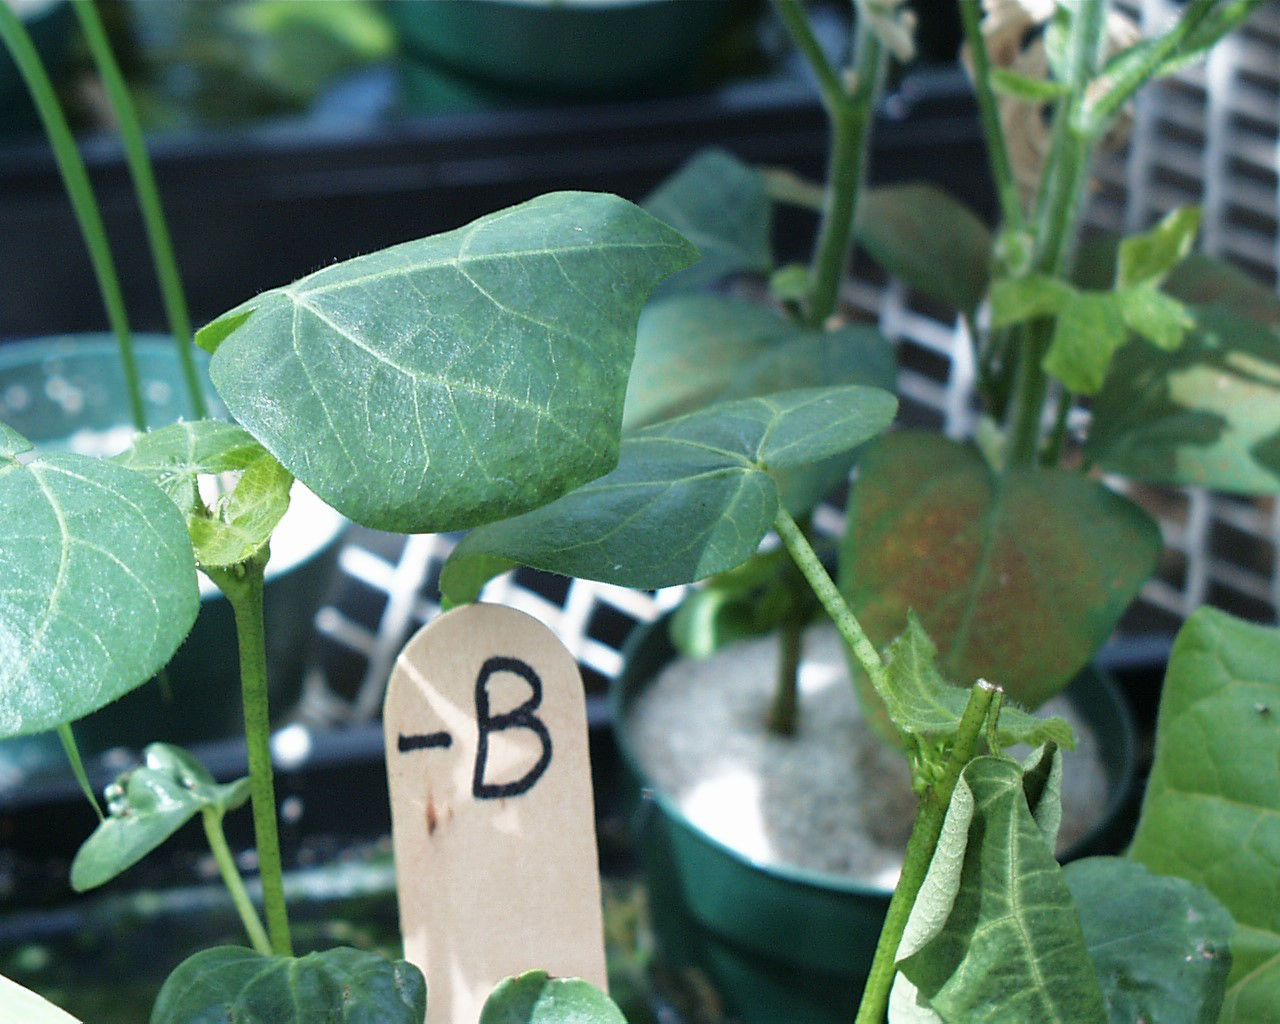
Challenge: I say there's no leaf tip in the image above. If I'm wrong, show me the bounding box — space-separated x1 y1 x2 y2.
196 307 256 355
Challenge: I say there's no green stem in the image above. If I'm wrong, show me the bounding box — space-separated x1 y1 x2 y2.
207 554 293 957
773 507 887 697
768 613 803 737
854 680 998 1024
771 0 846 112
201 807 273 956
0 4 145 430
71 0 206 420
1042 384 1074 468
56 723 103 821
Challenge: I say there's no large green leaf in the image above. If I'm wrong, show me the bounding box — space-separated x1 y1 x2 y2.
0 974 81 1024
840 432 1160 708
71 743 249 892
891 752 1108 1024
1128 608 1280 1022
0 445 198 737
198 192 697 534
1086 306 1280 493
642 148 772 294
150 946 426 1024
441 386 897 604
855 183 993 314
1063 857 1233 1024
481 971 625 1024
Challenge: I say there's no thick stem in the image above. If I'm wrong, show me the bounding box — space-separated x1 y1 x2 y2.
854 681 998 1024
0 3 144 430
201 807 272 956
72 0 206 420
208 555 293 957
768 614 803 737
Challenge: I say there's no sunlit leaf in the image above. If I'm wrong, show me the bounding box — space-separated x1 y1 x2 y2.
1116 207 1202 289
1042 290 1128 394
989 273 1076 328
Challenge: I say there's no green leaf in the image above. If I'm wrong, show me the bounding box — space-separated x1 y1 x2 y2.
1164 252 1280 326
1117 207 1202 289
200 191 697 534
0 422 33 461
989 67 1070 101
642 148 773 293
0 453 199 737
150 946 426 1024
188 451 295 568
1128 608 1280 1022
114 420 264 513
480 971 626 1024
989 274 1077 328
1115 285 1194 350
880 614 1075 750
1086 306 1280 493
840 433 1160 709
0 973 81 1024
442 386 897 603
71 743 249 891
1042 290 1129 394
891 753 1108 1024
1063 857 1233 1024
855 184 993 314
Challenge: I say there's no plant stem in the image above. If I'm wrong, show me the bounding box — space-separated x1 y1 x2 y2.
768 613 803 737
201 807 273 956
0 3 145 430
207 554 293 957
71 0 206 420
773 507 887 697
854 680 998 1024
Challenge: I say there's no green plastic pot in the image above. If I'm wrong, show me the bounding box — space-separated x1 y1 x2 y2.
385 0 732 104
613 615 1139 1024
0 0 74 133
0 335 346 771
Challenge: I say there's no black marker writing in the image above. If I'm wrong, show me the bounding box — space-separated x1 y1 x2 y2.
398 731 452 752
472 655 553 799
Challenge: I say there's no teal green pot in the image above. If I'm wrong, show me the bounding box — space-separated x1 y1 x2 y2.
0 336 346 771
613 616 1138 1024
0 0 74 133
385 0 732 106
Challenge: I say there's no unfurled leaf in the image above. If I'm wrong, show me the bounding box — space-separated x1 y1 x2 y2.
441 386 897 604
990 67 1070 101
115 420 264 512
71 743 249 891
891 753 1107 1024
481 971 625 1024
1128 608 1280 1022
1116 207 1202 289
1042 290 1128 393
1086 306 1280 493
1064 857 1233 1024
855 184 993 314
643 148 773 293
840 433 1159 708
199 192 697 534
0 453 198 737
989 273 1077 327
880 614 1075 750
0 973 81 1024
1115 285 1194 350
150 946 426 1024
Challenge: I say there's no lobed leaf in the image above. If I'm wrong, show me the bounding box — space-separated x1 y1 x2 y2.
1128 608 1280 1022
1115 285 1194 351
840 432 1160 709
199 192 697 534
1042 290 1128 394
150 946 426 1024
441 386 897 604
1116 207 1202 289
480 971 626 1024
0 451 198 737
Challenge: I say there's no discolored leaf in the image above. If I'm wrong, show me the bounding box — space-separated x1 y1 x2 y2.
0 451 198 737
199 192 697 534
1128 608 1280 1023
840 432 1160 708
441 386 897 604
480 971 626 1024
1064 857 1233 1024
150 946 426 1024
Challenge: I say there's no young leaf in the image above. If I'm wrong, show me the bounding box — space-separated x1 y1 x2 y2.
988 274 1077 328
1116 207 1202 289
891 753 1108 1024
1063 857 1233 1024
1115 285 1194 350
198 192 697 534
0 453 198 737
71 743 249 891
642 148 773 294
114 420 264 512
990 67 1071 102
187 451 294 569
480 971 626 1024
0 973 82 1024
840 432 1160 709
441 386 898 604
1128 608 1280 1022
855 183 993 314
1086 306 1280 493
1042 290 1129 394
150 946 426 1024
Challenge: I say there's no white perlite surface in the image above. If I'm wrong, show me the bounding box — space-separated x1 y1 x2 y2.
626 623 1108 890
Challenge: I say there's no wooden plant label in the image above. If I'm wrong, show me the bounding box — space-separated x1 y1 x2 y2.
384 604 607 1024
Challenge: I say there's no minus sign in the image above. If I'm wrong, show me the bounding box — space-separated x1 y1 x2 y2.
399 732 453 752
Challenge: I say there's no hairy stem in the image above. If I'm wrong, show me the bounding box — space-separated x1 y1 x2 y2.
201 807 272 956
